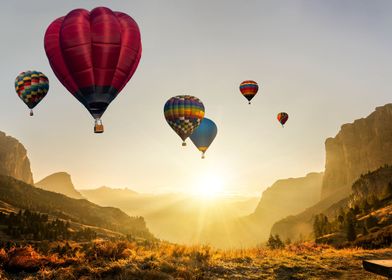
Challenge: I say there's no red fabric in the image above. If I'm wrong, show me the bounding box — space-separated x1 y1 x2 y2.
44 7 142 95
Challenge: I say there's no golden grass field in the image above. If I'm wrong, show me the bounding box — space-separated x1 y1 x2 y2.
0 240 391 279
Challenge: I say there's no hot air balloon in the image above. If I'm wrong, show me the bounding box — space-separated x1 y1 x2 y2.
15 71 49 116
164 95 205 146
190 117 217 159
277 112 289 127
239 80 259 104
44 7 142 133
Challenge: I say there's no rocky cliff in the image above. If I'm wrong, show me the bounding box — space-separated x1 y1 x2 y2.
271 104 392 241
0 131 33 184
322 104 392 199
35 172 83 199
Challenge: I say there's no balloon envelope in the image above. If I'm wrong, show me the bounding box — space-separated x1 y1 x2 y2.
239 80 258 104
164 95 205 145
277 112 289 126
44 7 142 120
190 117 217 157
15 71 49 114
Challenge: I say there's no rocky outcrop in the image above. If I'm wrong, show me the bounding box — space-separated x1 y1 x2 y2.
271 104 392 241
322 104 392 199
0 131 33 184
35 172 83 199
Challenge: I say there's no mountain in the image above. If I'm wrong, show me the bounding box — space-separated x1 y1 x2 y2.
35 172 83 199
80 186 138 201
0 131 33 184
198 172 323 248
322 104 392 199
271 104 392 241
0 175 154 240
252 172 323 228
80 186 259 245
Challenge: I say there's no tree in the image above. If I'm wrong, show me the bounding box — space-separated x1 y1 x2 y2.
345 212 357 241
267 234 284 249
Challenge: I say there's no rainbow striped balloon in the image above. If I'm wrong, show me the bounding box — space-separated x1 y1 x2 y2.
164 95 205 146
15 71 49 116
239 80 259 104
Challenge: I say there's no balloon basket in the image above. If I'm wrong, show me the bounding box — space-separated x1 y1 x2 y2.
201 154 205 159
248 101 251 105
182 142 186 146
30 110 34 116
94 119 104 133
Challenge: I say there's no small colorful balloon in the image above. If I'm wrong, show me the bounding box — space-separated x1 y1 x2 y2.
190 117 217 159
15 71 49 116
239 80 259 104
164 95 205 146
277 112 289 127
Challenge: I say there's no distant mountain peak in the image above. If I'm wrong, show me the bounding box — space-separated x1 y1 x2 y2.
35 172 83 199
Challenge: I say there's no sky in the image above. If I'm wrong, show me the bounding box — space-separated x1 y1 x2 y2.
1 1 392 195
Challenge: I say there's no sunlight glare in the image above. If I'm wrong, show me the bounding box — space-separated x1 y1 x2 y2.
194 174 225 198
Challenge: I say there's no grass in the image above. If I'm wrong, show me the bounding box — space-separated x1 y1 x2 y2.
0 240 390 279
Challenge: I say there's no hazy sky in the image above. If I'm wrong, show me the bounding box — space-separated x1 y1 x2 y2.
1 1 392 195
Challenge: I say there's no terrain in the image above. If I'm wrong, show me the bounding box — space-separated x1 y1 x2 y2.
0 175 154 240
272 104 392 241
0 241 388 279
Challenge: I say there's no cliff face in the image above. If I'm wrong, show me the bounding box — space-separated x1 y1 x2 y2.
322 104 392 199
35 172 83 199
271 104 392 241
0 131 33 184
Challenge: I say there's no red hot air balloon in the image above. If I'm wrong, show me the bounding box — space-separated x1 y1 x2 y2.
44 7 142 133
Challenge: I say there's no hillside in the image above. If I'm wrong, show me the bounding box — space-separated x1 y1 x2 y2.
0 175 154 240
271 104 392 241
35 172 83 199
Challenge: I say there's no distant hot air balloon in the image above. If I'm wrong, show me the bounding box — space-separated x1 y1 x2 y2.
164 95 205 146
277 112 289 127
190 117 217 159
44 7 142 133
15 71 49 116
239 80 259 104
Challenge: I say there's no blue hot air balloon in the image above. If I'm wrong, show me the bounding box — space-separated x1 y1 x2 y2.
189 117 217 159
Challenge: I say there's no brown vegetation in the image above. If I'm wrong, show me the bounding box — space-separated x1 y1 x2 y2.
0 240 389 279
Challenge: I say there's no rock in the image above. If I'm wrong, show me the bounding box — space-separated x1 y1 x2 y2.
271 104 392 241
0 131 33 184
35 172 83 199
322 104 392 199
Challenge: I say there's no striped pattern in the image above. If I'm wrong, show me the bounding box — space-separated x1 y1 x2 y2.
239 80 259 103
164 95 205 142
15 71 49 109
277 112 289 126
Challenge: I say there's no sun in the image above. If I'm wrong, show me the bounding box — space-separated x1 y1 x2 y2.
193 174 225 198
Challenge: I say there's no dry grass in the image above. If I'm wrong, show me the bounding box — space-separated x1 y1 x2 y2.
0 240 390 279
